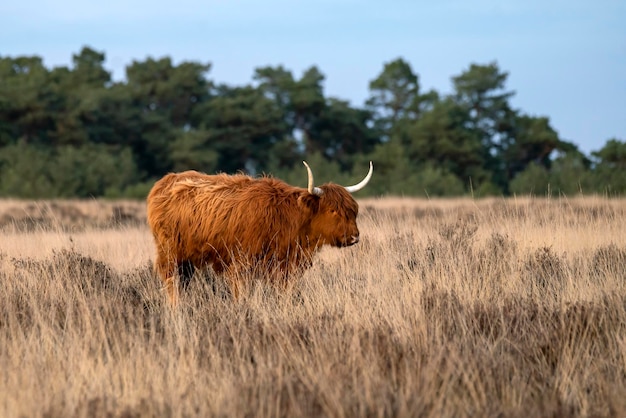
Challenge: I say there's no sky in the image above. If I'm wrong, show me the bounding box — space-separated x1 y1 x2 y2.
1 0 624 155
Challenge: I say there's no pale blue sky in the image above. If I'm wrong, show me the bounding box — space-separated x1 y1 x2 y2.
2 0 624 155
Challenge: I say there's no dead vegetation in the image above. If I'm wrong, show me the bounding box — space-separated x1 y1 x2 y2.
1 196 625 417
0 199 146 232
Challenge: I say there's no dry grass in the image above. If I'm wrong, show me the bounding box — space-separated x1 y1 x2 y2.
1 196 625 417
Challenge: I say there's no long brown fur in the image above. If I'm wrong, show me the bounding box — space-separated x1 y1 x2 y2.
147 170 361 305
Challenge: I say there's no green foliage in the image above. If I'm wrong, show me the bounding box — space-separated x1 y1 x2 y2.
357 138 465 197
590 167 626 196
548 153 593 195
510 163 551 196
366 58 438 142
590 138 626 195
71 47 111 87
193 85 288 173
0 48 622 198
265 152 355 189
0 142 138 198
510 153 595 197
592 138 626 169
169 129 219 173
49 144 138 198
356 137 418 196
502 116 560 175
254 65 325 146
0 56 59 147
413 164 467 197
309 98 379 170
104 181 155 200
403 98 490 189
0 143 57 198
367 58 420 130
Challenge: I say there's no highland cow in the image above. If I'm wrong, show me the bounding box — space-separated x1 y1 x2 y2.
147 161 373 305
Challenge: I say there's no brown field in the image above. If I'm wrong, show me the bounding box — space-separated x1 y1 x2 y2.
1 197 625 417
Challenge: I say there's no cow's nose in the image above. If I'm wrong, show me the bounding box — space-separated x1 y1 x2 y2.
350 235 359 245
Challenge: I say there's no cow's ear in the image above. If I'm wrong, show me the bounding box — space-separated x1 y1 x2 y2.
298 193 320 214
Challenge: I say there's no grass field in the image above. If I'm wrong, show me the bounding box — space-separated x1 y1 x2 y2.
1 197 625 417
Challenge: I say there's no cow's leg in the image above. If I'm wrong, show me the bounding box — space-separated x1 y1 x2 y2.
178 260 195 290
209 260 227 297
155 249 179 307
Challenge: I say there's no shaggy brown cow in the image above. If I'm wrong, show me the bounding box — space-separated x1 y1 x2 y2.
147 161 373 305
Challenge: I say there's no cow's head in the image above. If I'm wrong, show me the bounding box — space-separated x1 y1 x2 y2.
299 161 373 248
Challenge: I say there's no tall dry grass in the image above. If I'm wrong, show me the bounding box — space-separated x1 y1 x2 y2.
1 197 625 417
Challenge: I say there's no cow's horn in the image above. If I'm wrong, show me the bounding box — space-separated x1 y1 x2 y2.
303 161 323 196
344 161 373 193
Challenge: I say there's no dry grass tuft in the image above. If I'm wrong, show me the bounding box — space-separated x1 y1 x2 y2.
1 196 626 417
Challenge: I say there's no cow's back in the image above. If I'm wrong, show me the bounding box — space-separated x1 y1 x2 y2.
147 170 306 270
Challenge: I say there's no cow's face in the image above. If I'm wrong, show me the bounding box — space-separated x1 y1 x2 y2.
303 184 360 248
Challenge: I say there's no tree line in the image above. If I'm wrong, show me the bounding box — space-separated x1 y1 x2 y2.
0 46 624 198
